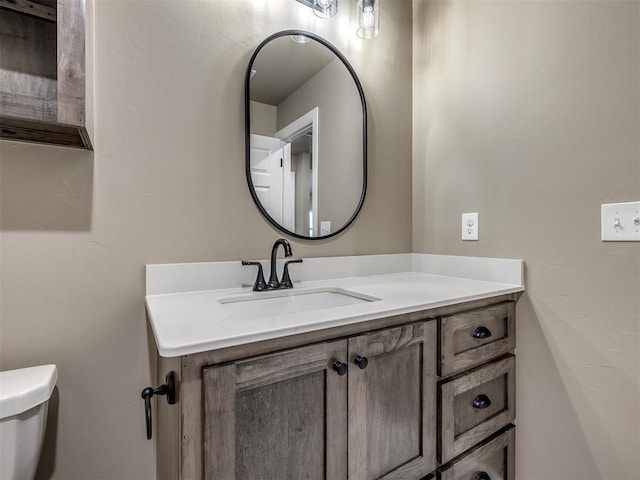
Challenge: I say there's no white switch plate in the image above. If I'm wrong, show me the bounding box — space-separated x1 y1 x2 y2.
601 201 640 241
320 221 331 236
462 213 479 241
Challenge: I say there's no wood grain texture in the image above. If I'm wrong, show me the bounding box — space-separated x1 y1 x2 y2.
381 457 432 480
0 115 88 148
349 322 437 480
453 315 506 353
203 364 236 480
440 302 515 377
362 322 424 357
235 372 325 479
202 340 348 480
437 425 515 480
453 376 506 436
178 356 203 480
0 92 57 122
439 356 515 463
0 0 56 21
348 334 368 480
56 0 85 126
366 344 421 478
422 320 438 474
157 356 181 480
235 343 328 392
326 339 349 480
0 8 57 121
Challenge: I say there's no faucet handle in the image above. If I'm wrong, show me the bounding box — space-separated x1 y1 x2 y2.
242 261 267 291
280 258 303 289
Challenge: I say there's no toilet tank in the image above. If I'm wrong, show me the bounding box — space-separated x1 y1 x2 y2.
0 365 58 480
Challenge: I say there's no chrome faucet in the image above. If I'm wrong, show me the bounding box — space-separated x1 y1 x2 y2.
242 238 303 291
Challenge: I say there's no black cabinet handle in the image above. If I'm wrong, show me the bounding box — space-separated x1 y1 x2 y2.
354 355 369 369
472 394 492 409
332 361 347 376
141 372 177 440
472 326 492 339
473 472 491 480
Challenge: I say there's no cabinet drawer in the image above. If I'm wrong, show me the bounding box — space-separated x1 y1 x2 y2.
437 426 515 480
439 302 515 377
438 356 515 463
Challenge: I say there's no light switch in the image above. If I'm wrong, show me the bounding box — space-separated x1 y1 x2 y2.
462 213 479 241
601 201 640 241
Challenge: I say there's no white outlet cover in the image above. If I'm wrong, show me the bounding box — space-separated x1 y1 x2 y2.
320 221 331 236
601 201 640 241
462 213 479 241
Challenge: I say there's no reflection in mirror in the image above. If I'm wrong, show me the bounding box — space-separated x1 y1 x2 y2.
246 31 367 239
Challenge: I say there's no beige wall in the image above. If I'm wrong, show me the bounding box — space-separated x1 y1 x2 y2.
249 101 277 136
413 1 640 478
0 0 412 478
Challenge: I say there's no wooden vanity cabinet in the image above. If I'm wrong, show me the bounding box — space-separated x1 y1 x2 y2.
156 294 518 480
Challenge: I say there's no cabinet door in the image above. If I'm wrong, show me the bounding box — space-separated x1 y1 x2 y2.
348 321 437 480
202 340 348 480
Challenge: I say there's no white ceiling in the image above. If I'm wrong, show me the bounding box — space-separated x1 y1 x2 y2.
250 36 336 106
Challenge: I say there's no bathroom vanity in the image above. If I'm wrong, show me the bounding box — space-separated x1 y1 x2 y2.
145 254 523 480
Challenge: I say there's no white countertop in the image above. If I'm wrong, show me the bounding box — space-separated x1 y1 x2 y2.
146 254 524 357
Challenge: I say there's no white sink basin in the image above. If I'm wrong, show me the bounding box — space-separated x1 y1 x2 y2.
218 288 379 319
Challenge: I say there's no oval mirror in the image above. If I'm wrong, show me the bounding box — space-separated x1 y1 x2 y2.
245 30 367 239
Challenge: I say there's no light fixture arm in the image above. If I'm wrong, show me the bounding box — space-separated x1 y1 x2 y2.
294 0 338 18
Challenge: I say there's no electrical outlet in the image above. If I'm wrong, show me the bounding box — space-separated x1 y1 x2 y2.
320 221 331 236
462 213 479 241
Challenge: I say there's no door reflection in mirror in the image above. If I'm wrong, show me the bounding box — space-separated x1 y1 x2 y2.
250 108 317 236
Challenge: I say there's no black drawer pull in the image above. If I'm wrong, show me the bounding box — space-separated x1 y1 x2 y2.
333 361 347 376
473 473 491 480
472 326 492 339
354 355 369 369
472 394 492 409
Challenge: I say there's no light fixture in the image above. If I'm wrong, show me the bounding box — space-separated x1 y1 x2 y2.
356 0 380 39
313 0 337 18
295 0 338 18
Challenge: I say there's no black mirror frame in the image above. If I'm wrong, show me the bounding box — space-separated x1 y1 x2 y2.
245 30 368 240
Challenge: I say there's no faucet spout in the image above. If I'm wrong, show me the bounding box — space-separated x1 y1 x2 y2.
268 238 292 288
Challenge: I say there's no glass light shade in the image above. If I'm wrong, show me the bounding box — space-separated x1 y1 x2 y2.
356 0 380 39
313 0 338 18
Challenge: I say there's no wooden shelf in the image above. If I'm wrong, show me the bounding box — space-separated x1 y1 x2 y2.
0 0 93 150
0 0 56 22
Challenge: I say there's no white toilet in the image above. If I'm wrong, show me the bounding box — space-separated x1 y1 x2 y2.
0 364 57 480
